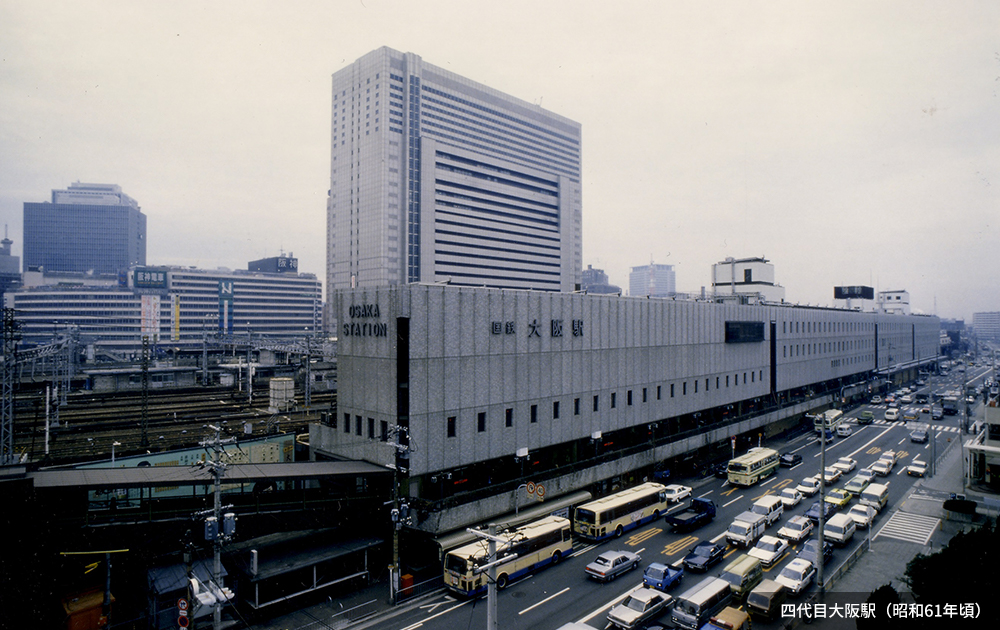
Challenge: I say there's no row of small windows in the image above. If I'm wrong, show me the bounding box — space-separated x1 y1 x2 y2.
339 371 766 440
783 339 873 357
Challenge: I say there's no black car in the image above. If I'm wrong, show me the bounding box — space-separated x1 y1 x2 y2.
798 539 834 566
682 540 726 572
780 452 803 467
804 500 837 523
910 429 929 444
710 462 729 479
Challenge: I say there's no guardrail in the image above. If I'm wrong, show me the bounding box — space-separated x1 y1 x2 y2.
822 533 871 590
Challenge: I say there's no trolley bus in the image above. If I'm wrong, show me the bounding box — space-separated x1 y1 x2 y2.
443 515 572 596
572 482 670 541
727 447 780 487
813 409 844 434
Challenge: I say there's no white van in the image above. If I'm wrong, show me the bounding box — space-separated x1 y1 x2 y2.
860 483 890 512
727 511 768 548
750 496 784 527
823 513 856 546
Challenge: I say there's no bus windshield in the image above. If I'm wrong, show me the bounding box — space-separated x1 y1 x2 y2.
575 508 597 525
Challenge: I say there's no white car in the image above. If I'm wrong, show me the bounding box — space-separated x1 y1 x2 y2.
748 535 789 567
856 467 876 481
847 504 878 529
836 424 853 437
879 450 899 466
777 515 814 543
832 456 857 474
663 484 692 504
776 558 816 595
885 408 900 421
796 476 821 496
870 460 892 477
900 394 913 404
779 487 802 508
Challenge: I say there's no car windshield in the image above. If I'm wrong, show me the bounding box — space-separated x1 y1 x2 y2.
780 566 803 580
789 520 805 531
721 571 741 587
646 567 665 580
759 540 778 552
782 489 795 498
623 596 645 612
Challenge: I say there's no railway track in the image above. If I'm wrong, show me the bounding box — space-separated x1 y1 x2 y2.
12 387 336 465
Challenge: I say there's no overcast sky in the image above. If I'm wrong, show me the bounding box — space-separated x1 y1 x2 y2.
1 1 997 321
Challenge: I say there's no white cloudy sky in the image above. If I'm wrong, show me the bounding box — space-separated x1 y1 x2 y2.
1 0 997 320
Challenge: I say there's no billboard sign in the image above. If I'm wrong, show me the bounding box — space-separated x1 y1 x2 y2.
834 286 874 300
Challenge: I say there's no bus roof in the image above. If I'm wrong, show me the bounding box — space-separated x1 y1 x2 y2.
729 447 778 465
576 482 666 510
446 515 570 559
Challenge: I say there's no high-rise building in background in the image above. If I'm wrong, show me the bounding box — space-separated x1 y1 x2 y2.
23 182 146 275
327 47 582 325
973 312 1000 342
0 227 21 300
581 264 621 294
629 262 676 297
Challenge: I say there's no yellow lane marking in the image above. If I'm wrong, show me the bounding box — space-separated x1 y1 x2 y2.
721 487 739 497
626 528 661 546
662 535 698 556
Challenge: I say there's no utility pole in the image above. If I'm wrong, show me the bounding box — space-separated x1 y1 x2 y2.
465 524 519 630
385 425 414 603
304 331 312 410
817 415 827 598
140 335 150 448
1 307 19 466
197 426 237 630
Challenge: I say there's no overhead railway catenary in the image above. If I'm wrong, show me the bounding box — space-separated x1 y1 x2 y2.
10 386 334 464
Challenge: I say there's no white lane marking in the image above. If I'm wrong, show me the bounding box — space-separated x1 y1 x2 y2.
711 531 728 543
847 426 895 459
698 489 714 497
400 599 473 630
519 587 570 615
761 477 777 487
723 495 743 508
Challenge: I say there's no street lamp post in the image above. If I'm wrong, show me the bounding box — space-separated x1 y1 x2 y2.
111 441 121 465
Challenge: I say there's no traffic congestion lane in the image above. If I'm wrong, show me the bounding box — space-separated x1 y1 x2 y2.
368 412 941 630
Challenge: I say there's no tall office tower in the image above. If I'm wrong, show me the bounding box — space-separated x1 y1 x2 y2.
327 48 582 300
23 182 146 275
629 262 676 297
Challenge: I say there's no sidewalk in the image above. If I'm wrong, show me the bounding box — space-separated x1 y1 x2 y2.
826 430 988 597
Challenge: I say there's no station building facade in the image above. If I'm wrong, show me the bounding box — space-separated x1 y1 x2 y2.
312 284 940 536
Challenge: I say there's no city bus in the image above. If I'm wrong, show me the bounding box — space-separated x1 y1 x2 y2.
813 410 844 435
572 482 670 541
443 515 572 596
727 447 780 487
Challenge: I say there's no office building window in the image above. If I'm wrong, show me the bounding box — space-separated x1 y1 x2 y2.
553 401 560 419
530 404 538 423
447 416 456 438
574 398 580 415
611 393 617 408
593 395 599 411
478 412 486 433
642 388 648 403
657 385 661 400
627 390 633 406
355 415 362 436
368 417 375 439
344 413 350 433
380 420 388 441
505 408 513 427
670 384 674 398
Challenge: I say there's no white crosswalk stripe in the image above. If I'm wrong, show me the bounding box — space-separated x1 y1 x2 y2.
873 511 941 545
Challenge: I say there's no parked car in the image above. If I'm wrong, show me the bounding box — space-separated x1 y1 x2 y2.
778 487 802 508
608 587 673 630
910 429 929 444
643 562 684 592
907 460 928 477
775 558 816 595
682 540 726 572
798 539 833 566
832 456 857 474
586 550 641 582
748 535 789 567
780 452 803 468
824 488 852 509
847 504 878 529
663 484 693 503
777 515 814 543
796 476 821 497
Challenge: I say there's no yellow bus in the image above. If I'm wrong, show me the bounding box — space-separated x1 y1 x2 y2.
443 515 572 596
727 448 780 487
813 409 844 435
573 482 670 541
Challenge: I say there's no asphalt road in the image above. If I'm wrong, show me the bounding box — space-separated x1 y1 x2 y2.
358 366 993 630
